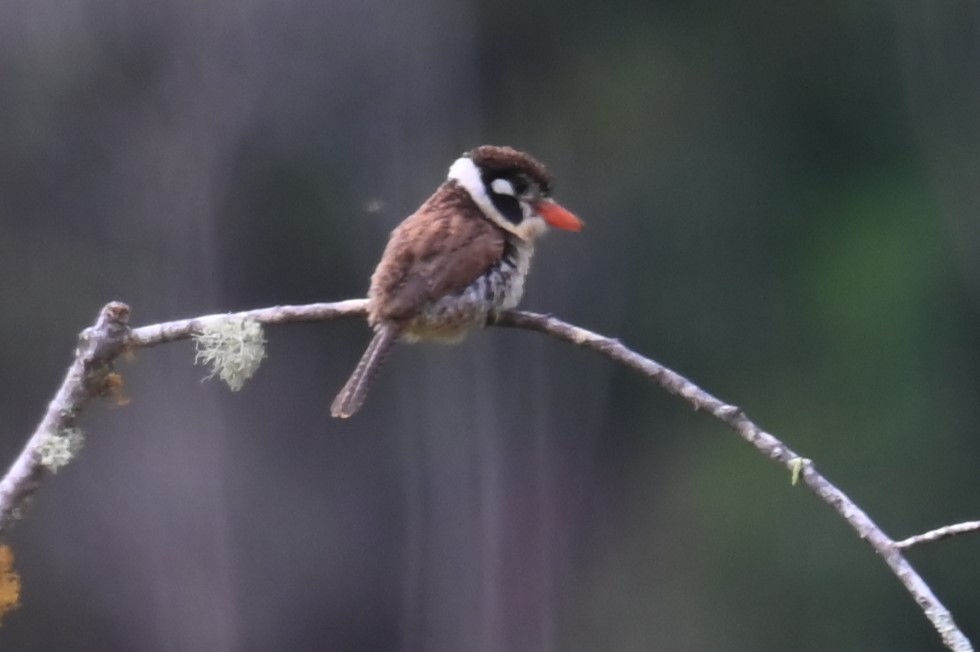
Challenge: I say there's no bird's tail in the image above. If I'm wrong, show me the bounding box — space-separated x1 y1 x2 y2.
331 323 400 418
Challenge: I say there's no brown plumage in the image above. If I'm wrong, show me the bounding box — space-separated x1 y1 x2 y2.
331 146 582 418
370 184 506 328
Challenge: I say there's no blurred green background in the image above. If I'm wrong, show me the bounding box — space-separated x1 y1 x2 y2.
1 0 978 650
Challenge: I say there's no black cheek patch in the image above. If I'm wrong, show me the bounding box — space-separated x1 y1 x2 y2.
490 193 522 225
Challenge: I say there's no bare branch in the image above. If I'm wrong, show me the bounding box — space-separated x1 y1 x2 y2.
896 521 980 550
1 300 974 651
492 310 974 652
129 299 369 347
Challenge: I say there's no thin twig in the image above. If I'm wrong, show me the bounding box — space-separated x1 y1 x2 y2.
896 521 980 550
0 300 973 651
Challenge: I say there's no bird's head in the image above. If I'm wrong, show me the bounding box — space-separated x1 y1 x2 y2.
448 145 583 242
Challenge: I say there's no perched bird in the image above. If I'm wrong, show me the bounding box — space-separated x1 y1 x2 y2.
331 145 582 418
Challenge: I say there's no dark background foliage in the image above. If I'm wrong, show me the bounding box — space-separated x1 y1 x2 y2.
1 0 978 649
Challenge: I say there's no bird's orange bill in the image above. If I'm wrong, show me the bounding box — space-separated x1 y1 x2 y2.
535 200 583 231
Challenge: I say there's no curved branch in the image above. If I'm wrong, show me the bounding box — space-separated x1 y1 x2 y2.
0 300 973 651
493 310 973 652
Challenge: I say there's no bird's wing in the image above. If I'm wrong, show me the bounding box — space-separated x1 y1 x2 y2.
371 208 505 322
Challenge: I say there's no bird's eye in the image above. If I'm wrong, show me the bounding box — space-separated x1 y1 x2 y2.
490 178 515 196
512 177 530 195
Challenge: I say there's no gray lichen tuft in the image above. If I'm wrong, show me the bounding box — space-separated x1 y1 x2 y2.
36 427 86 473
193 316 267 391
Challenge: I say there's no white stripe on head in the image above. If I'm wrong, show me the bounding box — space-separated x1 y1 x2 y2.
448 155 505 222
448 156 489 202
447 155 548 241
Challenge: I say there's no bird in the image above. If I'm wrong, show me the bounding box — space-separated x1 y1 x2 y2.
330 145 583 418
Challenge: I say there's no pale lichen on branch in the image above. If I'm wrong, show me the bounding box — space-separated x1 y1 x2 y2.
192 316 267 391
